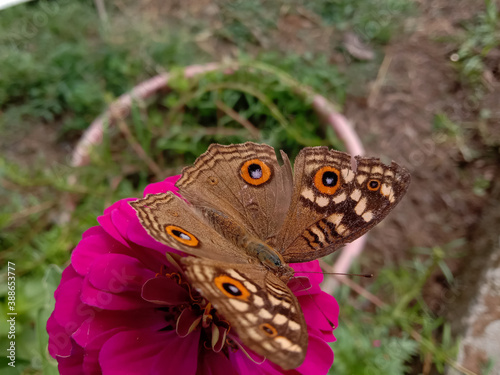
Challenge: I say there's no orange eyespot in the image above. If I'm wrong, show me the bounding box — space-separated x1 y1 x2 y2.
214 275 250 301
207 176 218 185
240 159 272 185
367 179 381 191
260 323 278 337
165 225 199 247
313 166 341 195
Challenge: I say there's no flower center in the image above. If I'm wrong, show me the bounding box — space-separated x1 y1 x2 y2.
149 268 235 355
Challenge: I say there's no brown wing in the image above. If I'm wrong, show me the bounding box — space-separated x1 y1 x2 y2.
130 192 249 263
276 147 411 263
175 142 293 243
183 257 308 370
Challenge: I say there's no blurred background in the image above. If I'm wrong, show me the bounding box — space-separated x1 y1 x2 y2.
0 0 499 374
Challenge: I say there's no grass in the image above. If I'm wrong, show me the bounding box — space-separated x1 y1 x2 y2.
332 242 464 375
0 0 478 374
454 1 499 79
452 0 500 98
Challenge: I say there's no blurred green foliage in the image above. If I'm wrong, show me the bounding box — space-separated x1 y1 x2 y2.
453 0 500 90
332 242 463 374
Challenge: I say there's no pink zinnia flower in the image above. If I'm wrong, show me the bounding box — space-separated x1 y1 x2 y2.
47 176 339 374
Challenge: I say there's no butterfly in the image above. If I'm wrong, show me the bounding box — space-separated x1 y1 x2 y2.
131 142 410 370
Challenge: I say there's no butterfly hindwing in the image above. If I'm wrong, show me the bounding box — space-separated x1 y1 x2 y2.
182 257 308 370
276 147 411 263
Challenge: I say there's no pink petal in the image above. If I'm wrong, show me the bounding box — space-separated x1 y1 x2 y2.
71 228 130 276
80 276 153 310
291 261 323 296
72 309 166 348
299 292 339 338
47 315 72 357
199 351 240 375
151 333 201 375
100 329 200 375
297 334 334 374
143 175 181 196
142 276 190 305
53 277 98 337
287 276 312 294
82 225 104 239
230 350 281 375
88 253 155 293
56 340 85 375
54 265 79 299
81 329 122 374
98 200 132 247
110 199 141 243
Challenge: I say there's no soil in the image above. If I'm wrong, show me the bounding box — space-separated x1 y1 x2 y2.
343 0 500 314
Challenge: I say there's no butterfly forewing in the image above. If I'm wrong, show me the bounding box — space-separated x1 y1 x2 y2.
175 142 294 242
276 147 411 263
183 257 308 370
130 192 249 263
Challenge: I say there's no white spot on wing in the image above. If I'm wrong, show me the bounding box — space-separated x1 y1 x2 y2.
274 336 293 349
350 189 362 202
381 184 395 202
336 224 347 235
380 183 391 197
326 213 343 226
288 320 301 331
244 281 257 293
371 166 383 175
301 187 315 202
227 269 245 281
239 318 251 326
261 342 274 351
192 265 204 280
315 196 330 207
247 329 262 341
356 174 368 185
355 197 367 215
333 192 346 204
288 344 302 353
273 314 288 325
246 313 258 324
259 309 273 319
384 170 394 178
253 295 264 307
342 168 354 182
230 299 249 312
268 294 281 307
362 211 373 222
310 226 325 244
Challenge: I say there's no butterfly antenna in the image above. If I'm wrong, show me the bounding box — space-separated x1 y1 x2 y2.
299 271 373 278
